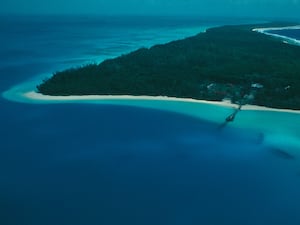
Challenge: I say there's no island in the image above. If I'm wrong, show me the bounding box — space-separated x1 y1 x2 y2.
36 22 300 110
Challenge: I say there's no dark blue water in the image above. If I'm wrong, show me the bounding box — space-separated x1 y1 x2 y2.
267 28 300 40
1 16 300 225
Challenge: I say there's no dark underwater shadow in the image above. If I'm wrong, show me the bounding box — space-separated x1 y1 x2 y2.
269 147 295 160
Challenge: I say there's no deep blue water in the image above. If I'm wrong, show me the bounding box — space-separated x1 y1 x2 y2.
1 16 300 225
0 15 217 90
267 28 300 40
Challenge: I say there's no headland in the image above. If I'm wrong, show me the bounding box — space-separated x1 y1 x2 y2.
34 22 300 110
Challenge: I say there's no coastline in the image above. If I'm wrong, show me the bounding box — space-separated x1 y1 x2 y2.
18 90 300 114
2 23 300 116
4 82 300 158
253 25 300 46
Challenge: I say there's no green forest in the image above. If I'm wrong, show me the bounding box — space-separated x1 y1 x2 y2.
37 22 300 109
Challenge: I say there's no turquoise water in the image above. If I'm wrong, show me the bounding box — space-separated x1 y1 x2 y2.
1 16 300 225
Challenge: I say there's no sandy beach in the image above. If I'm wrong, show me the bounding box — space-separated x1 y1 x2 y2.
22 90 300 114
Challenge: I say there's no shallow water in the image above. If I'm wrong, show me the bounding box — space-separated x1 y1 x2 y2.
1 16 300 225
1 101 300 225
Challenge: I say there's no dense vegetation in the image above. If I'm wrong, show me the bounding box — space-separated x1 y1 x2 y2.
37 23 300 109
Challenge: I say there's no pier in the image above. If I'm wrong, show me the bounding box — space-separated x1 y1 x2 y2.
225 104 242 122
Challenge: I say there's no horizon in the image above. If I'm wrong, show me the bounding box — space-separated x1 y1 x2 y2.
0 13 299 22
1 0 300 20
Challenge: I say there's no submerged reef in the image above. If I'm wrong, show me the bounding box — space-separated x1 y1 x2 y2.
37 22 300 109
270 147 295 160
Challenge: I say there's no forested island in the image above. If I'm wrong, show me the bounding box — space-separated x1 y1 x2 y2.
37 23 300 109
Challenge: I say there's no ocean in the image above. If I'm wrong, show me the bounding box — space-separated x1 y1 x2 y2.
266 28 300 40
1 15 300 225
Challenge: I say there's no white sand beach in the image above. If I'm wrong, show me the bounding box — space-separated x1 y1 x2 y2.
2 74 300 114
20 90 300 114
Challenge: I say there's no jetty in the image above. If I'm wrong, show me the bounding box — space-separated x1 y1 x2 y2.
225 104 242 122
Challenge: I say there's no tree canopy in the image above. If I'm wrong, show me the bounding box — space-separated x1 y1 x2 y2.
37 22 300 109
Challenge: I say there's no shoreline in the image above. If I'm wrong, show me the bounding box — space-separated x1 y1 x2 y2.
5 88 300 153
253 25 300 46
2 24 300 115
19 90 300 114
